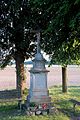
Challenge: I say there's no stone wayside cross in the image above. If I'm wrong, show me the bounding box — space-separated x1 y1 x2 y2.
27 30 51 105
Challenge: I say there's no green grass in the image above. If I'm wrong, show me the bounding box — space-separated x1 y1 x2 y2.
0 86 80 120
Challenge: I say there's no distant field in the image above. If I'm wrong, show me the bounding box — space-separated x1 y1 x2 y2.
0 65 80 90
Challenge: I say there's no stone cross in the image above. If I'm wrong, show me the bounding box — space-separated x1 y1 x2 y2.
28 30 51 105
36 32 41 53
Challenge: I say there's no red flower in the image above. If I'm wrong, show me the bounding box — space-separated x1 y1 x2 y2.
42 103 47 109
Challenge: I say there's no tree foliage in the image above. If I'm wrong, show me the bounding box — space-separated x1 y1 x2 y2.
30 0 80 65
0 0 38 98
0 0 36 68
29 0 80 94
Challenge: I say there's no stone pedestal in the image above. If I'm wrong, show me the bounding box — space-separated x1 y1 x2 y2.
28 52 51 104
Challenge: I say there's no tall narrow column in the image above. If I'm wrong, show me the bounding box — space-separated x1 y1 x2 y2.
36 32 41 53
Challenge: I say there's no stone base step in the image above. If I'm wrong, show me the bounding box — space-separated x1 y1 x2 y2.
30 96 51 103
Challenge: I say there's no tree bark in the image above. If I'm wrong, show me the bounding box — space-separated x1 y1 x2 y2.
62 66 67 93
15 53 26 99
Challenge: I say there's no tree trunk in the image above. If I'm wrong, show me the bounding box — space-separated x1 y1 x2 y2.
62 66 67 93
15 53 26 99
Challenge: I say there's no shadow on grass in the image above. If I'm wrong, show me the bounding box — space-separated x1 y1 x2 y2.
56 99 80 117
0 89 18 99
0 103 27 120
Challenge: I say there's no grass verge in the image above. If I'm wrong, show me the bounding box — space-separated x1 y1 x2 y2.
0 86 80 120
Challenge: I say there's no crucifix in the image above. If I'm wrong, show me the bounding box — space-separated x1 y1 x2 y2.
27 30 51 107
36 31 41 54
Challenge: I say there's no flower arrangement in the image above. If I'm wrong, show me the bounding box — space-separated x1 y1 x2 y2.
42 103 48 110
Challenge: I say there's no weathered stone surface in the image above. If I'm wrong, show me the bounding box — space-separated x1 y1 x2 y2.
30 96 51 103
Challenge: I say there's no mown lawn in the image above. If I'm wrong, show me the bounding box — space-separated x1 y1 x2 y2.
0 86 80 120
